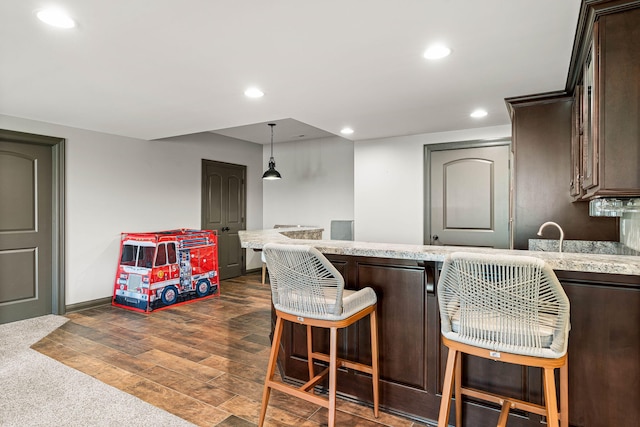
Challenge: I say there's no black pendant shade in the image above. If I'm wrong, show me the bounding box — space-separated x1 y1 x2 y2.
262 123 281 180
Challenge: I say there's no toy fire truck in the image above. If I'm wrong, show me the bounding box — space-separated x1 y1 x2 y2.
112 229 219 313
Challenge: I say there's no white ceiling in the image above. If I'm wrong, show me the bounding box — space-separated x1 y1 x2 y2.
0 1 582 144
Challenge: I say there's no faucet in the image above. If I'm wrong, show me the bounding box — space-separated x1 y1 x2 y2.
537 221 564 253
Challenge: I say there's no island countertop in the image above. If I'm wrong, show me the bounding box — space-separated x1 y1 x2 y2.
239 227 640 277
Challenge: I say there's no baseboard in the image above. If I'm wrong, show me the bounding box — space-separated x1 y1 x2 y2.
65 269 264 313
65 297 112 313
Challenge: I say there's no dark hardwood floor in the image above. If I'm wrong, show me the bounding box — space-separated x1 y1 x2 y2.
32 272 425 426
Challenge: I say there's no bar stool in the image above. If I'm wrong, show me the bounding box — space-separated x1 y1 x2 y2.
258 243 379 427
437 252 570 427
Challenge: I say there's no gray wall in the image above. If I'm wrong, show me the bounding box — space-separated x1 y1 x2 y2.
262 136 355 243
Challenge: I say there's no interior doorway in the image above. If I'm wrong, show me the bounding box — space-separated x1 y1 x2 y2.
201 159 246 280
425 139 511 249
0 129 65 324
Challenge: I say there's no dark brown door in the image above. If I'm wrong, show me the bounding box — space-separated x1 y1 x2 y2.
201 160 246 280
0 138 53 323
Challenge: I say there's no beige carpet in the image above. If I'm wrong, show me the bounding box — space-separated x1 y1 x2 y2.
0 314 195 427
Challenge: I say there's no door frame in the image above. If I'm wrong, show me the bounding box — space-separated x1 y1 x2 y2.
423 138 512 248
0 129 66 315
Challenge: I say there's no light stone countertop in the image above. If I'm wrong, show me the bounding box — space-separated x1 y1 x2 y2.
528 238 640 256
240 227 640 277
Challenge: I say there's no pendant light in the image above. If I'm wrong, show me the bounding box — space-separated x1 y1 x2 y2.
262 123 282 180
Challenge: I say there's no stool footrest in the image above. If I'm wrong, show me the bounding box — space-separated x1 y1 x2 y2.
462 386 547 416
310 352 374 375
267 380 329 408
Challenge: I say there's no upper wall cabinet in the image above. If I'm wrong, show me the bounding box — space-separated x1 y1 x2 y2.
572 3 640 199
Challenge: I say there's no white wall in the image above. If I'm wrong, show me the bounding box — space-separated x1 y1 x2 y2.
354 125 511 244
263 136 354 241
0 115 263 305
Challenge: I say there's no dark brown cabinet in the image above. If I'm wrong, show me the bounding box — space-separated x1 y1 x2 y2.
505 1 640 248
556 271 640 427
574 6 640 199
505 94 618 250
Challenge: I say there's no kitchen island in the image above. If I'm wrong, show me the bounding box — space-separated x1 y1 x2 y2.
240 228 640 426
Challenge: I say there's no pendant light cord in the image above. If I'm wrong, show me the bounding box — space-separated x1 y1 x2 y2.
270 124 274 158
268 123 276 158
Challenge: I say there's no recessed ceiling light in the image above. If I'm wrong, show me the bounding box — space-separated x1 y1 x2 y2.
423 44 451 60
470 109 488 118
37 8 76 29
340 127 354 135
244 87 264 98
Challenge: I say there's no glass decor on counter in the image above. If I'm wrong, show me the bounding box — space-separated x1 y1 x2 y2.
589 198 640 217
590 198 624 216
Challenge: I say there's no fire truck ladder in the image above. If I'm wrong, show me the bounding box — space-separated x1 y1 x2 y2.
179 235 210 249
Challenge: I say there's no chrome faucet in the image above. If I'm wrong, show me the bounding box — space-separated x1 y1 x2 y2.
537 221 565 253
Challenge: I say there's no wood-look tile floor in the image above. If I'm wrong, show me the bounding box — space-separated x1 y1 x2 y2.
32 272 427 427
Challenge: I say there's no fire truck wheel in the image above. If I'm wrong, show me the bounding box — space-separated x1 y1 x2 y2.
196 279 210 297
161 286 178 306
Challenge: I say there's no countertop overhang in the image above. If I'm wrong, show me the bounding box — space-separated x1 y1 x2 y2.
240 227 640 277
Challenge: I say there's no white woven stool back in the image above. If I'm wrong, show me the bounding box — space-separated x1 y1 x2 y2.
263 243 347 320
438 252 570 358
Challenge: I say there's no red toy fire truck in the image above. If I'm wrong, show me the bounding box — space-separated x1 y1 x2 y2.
112 229 219 313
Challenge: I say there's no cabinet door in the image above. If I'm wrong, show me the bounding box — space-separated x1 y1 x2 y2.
558 274 640 427
570 85 583 199
581 23 599 191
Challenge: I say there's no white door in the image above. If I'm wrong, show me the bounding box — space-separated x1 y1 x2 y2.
430 145 510 248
